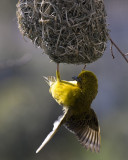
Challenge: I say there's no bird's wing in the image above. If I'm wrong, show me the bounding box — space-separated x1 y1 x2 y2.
64 108 100 152
44 75 77 87
36 108 68 153
43 76 56 86
68 81 77 85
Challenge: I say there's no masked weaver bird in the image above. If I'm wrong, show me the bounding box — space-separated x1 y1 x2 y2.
36 67 100 153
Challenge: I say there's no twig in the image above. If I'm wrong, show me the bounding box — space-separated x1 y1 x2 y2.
108 36 128 63
110 40 115 59
83 64 86 70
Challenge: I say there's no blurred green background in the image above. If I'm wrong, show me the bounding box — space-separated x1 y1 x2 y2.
0 0 128 160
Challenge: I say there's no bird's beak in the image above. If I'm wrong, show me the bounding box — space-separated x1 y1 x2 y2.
72 76 81 82
72 76 78 81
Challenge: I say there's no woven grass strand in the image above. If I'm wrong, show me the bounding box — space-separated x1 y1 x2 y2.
16 0 108 64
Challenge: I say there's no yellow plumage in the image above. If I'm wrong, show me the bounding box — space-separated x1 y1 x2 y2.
50 75 81 109
36 69 100 153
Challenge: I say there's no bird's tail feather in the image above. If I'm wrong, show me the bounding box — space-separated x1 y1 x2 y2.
36 108 68 153
43 76 56 86
64 108 100 152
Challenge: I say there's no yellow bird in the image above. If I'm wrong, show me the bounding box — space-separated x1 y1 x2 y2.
36 67 100 153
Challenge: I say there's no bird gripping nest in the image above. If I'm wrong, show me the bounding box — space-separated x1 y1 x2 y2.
16 0 108 64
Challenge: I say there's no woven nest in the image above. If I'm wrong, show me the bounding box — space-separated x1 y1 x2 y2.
16 0 108 64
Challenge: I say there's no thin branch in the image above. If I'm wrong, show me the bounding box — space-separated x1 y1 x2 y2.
83 64 86 70
108 36 128 63
110 40 115 59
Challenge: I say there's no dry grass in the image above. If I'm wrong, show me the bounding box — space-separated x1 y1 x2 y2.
17 0 108 64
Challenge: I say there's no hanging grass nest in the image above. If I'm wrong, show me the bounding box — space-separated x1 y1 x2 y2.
16 0 108 64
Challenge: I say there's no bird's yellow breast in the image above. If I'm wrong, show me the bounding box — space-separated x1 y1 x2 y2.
50 80 82 108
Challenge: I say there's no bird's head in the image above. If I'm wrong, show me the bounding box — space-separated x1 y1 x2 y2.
72 70 98 92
